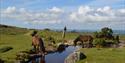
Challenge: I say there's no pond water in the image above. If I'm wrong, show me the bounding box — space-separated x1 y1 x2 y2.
29 46 81 63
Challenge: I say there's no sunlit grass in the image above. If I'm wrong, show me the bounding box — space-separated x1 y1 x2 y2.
0 34 31 61
0 26 125 62
77 48 125 63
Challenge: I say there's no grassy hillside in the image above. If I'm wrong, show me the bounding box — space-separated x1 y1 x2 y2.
0 34 31 62
0 24 29 35
0 24 79 62
0 24 125 63
0 24 31 62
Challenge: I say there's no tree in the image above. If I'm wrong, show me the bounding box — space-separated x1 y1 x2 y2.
101 27 113 38
94 27 114 39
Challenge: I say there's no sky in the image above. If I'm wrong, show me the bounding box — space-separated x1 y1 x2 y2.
0 0 125 30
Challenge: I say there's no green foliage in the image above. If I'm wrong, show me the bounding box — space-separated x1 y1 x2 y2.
93 27 119 47
101 27 113 35
94 27 114 39
94 31 102 38
93 38 106 47
101 27 113 37
93 31 98 38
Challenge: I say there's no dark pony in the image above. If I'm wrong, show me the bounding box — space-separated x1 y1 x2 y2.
73 35 93 48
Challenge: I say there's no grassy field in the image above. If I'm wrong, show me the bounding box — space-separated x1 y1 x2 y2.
0 32 80 62
119 35 125 41
77 48 125 63
0 24 125 63
0 34 31 62
0 25 79 62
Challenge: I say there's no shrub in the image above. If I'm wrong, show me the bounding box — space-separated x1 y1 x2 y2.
93 38 106 47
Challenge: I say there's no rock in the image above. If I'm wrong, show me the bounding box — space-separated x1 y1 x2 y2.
57 44 66 53
45 45 57 53
64 51 86 63
64 40 74 46
16 51 30 61
57 43 63 46
16 51 44 63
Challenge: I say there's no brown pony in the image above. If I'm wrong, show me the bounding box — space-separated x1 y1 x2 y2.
31 31 45 53
73 35 93 48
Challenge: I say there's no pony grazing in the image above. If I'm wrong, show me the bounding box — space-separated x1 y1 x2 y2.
73 35 93 48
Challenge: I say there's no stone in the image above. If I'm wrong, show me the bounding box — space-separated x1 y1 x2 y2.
57 44 66 53
64 40 74 46
64 51 86 63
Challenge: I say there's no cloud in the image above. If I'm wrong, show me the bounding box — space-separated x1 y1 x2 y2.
78 6 93 14
69 6 125 22
0 6 125 30
49 7 64 13
119 9 125 13
3 6 16 14
1 6 63 24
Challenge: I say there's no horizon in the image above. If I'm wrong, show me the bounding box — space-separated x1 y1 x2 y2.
1 24 125 32
0 0 125 30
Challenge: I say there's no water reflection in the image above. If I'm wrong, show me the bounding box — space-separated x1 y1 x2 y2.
29 46 81 63
30 56 45 63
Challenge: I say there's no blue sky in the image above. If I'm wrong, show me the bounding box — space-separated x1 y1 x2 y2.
0 0 125 30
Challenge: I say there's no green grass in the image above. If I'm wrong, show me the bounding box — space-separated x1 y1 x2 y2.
119 35 125 41
39 30 80 40
1 32 125 62
0 46 13 53
0 24 29 35
0 24 125 62
0 29 79 62
77 48 125 63
0 34 32 62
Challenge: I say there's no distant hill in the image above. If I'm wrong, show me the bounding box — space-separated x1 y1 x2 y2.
0 24 30 35
0 24 124 35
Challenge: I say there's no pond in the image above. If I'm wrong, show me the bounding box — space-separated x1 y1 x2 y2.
29 46 81 63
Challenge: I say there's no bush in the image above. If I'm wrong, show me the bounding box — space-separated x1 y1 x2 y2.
93 38 106 47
